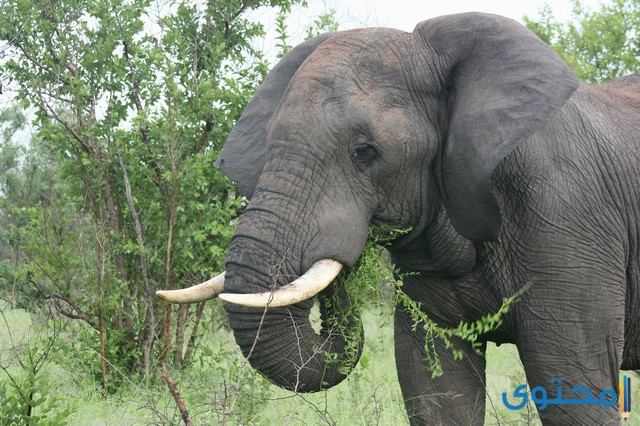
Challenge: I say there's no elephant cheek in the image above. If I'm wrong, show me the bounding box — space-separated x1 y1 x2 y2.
304 207 371 270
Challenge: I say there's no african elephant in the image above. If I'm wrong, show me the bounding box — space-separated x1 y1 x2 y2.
157 12 640 425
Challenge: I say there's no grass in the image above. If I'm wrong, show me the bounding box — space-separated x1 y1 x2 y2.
1 300 638 425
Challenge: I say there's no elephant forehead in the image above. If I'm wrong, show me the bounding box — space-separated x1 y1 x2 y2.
268 32 419 143
294 29 409 88
282 67 411 119
269 70 419 151
271 76 391 138
266 86 357 147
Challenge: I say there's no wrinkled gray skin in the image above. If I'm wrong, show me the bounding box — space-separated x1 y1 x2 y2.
215 13 640 425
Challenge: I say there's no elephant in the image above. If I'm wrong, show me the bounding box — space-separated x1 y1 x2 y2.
157 12 640 425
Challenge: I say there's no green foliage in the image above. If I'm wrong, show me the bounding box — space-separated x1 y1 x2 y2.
274 5 339 57
275 7 294 58
0 0 309 381
184 338 274 423
331 226 516 379
304 9 340 40
0 104 26 142
0 352 76 425
0 304 77 425
0 1 638 418
525 0 640 83
398 287 514 378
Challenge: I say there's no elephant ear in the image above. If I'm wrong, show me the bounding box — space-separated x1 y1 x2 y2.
415 13 580 241
215 33 335 198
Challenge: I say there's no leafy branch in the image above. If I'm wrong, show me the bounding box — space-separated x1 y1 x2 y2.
326 225 517 379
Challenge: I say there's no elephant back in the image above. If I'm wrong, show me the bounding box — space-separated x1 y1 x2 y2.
593 73 640 111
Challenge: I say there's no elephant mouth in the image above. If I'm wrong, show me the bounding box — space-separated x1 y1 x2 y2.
156 258 343 308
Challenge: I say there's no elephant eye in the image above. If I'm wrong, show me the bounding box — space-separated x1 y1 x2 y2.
352 143 378 171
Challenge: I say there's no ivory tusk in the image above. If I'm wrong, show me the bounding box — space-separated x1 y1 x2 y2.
219 259 343 308
156 272 225 304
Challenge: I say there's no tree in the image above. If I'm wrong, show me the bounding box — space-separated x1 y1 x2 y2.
525 0 640 83
0 119 66 313
0 0 303 386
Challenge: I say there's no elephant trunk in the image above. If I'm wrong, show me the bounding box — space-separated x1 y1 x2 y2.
222 195 367 391
224 243 363 391
220 154 370 391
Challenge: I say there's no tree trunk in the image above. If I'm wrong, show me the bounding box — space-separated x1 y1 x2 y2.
117 148 155 375
173 304 189 368
182 302 205 365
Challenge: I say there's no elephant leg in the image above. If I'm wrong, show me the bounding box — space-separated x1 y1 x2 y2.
511 237 627 424
394 306 487 426
517 325 624 425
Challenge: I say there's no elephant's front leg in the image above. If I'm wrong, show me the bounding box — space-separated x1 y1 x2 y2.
395 306 487 426
516 313 624 425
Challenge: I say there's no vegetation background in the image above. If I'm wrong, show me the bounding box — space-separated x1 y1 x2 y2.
0 0 638 424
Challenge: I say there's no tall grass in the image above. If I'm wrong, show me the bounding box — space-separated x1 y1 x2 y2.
1 301 638 425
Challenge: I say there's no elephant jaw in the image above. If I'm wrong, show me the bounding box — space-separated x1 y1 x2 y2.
155 259 343 307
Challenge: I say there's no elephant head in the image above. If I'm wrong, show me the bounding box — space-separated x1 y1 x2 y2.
158 13 578 393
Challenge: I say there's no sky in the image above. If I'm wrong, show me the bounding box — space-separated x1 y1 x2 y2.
298 0 604 30
251 0 606 57
3 0 608 144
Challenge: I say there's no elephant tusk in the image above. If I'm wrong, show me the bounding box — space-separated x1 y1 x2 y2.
219 259 343 308
155 272 225 304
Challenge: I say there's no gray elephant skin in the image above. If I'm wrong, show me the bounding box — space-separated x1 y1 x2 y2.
213 12 640 425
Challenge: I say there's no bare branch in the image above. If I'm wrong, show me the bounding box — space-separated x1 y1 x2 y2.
182 301 205 365
230 0 250 22
29 277 96 328
122 41 168 196
47 40 79 77
122 41 145 113
117 146 156 374
34 88 94 155
162 367 194 426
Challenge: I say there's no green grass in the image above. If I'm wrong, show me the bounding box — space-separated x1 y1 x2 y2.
1 301 638 425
